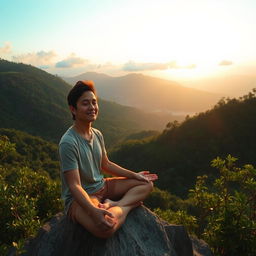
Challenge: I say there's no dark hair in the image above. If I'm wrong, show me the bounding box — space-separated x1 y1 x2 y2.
67 80 96 120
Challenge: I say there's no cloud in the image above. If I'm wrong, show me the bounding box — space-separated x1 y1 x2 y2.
219 60 233 66
122 61 196 71
123 61 170 71
55 54 89 68
0 42 12 55
12 50 57 66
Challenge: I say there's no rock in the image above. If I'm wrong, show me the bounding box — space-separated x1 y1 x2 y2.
18 206 212 256
190 237 214 256
164 225 193 256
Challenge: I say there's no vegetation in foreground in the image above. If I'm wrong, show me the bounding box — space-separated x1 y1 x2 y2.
0 136 62 254
1 136 255 256
147 155 256 256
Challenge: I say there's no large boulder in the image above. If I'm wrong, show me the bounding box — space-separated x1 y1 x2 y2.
18 206 212 256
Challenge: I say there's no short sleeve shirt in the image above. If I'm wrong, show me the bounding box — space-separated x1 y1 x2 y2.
59 126 107 213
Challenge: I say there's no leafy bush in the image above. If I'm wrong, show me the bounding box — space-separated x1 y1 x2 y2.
145 187 198 235
0 136 62 254
144 187 193 211
144 187 173 210
154 208 198 235
151 155 256 256
190 155 256 256
0 129 60 179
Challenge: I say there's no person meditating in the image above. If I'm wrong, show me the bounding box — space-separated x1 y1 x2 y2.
59 80 158 239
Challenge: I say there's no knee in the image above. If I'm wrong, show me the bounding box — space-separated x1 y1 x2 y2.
145 181 154 193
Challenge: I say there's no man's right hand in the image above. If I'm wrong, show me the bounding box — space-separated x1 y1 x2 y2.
90 207 116 231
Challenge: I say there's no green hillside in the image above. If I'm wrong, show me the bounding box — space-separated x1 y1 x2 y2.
0 59 170 147
110 90 256 197
0 128 59 179
0 59 71 142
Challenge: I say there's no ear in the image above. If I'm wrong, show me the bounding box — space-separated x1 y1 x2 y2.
69 105 76 116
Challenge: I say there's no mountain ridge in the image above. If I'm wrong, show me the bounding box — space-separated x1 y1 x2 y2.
0 59 181 146
110 90 256 197
63 72 222 114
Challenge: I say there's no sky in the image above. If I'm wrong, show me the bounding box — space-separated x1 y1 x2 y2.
1 0 256 81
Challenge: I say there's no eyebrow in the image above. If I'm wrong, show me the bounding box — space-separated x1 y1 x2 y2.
81 98 97 102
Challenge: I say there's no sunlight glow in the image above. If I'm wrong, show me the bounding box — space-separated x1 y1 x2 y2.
1 0 256 81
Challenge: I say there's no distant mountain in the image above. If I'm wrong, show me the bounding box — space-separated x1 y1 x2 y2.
0 59 180 147
110 90 256 197
64 72 222 114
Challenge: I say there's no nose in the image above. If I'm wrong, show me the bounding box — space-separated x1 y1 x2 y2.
89 102 96 110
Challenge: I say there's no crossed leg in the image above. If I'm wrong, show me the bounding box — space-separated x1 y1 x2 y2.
70 178 153 239
100 177 154 209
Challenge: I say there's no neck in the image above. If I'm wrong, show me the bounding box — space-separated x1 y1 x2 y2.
73 120 92 137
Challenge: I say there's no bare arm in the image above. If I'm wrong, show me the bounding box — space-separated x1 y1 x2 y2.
101 153 158 182
64 169 115 228
64 169 96 213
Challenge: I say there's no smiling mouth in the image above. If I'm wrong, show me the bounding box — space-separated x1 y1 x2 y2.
87 112 96 116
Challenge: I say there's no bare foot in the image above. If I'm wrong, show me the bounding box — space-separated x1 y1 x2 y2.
105 214 117 226
98 199 119 210
99 199 143 210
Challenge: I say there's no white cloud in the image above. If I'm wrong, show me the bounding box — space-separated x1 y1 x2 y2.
0 42 12 55
52 56 126 76
90 62 122 74
12 50 57 67
7 48 199 77
123 61 170 71
55 53 89 68
122 61 196 71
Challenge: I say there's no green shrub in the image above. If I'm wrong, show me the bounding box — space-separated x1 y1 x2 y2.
144 187 173 210
154 208 198 235
190 155 256 256
0 136 62 254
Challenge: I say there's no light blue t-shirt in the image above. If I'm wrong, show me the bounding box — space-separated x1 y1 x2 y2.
59 126 106 213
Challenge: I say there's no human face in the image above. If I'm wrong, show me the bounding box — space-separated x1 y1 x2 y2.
71 91 99 123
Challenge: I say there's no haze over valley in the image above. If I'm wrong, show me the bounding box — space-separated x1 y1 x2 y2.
183 74 256 97
63 72 222 116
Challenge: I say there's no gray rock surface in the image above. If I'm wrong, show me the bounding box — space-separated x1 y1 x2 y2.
18 206 212 256
190 237 214 256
